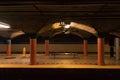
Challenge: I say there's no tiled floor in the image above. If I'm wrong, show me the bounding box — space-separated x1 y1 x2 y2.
0 53 120 79
0 53 119 65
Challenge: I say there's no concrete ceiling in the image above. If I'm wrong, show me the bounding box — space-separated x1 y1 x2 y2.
0 29 24 39
0 0 120 38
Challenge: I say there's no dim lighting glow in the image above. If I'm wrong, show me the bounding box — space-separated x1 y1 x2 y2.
0 22 10 28
64 24 70 29
71 22 97 34
52 22 62 29
52 21 97 35
11 31 25 38
65 53 70 55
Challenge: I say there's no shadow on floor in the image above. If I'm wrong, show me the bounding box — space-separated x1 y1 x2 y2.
0 68 120 80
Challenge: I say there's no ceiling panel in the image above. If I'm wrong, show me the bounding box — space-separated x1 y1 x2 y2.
0 5 36 11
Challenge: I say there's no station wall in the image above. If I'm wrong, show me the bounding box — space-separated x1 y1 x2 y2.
0 44 111 53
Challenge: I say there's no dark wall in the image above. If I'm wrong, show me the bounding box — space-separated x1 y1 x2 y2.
0 33 97 44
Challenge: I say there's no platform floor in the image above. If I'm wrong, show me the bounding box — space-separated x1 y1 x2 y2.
0 53 120 68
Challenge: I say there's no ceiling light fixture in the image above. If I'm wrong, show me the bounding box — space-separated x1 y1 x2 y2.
64 24 70 29
0 22 10 28
59 17 71 34
59 19 71 28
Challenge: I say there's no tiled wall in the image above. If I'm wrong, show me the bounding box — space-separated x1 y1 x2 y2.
0 44 111 53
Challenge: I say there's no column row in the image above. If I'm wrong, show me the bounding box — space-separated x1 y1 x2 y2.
5 37 120 65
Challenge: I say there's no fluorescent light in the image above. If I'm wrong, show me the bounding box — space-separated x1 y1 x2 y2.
64 24 70 29
0 22 10 28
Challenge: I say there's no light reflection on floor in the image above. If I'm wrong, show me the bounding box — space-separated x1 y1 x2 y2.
0 53 119 65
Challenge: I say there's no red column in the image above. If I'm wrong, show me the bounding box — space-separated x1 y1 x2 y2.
6 40 11 56
30 38 37 65
45 40 49 56
97 37 105 65
29 38 32 54
83 40 88 56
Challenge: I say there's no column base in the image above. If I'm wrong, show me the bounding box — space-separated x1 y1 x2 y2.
98 63 105 66
98 61 105 66
29 62 38 65
22 56 27 58
45 54 49 56
83 54 88 56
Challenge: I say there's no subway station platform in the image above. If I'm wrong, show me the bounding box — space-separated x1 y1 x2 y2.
0 53 120 80
0 53 120 69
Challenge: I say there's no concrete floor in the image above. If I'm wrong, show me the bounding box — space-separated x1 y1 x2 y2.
1 66 119 80
0 53 120 68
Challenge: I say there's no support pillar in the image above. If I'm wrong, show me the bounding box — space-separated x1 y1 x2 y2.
115 38 119 60
30 38 37 65
83 39 88 56
45 40 49 56
6 39 11 56
97 37 105 65
29 38 32 54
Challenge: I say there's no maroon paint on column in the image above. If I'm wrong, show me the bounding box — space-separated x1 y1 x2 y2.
83 40 88 56
30 38 37 65
45 40 49 56
97 38 105 65
7 40 12 56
